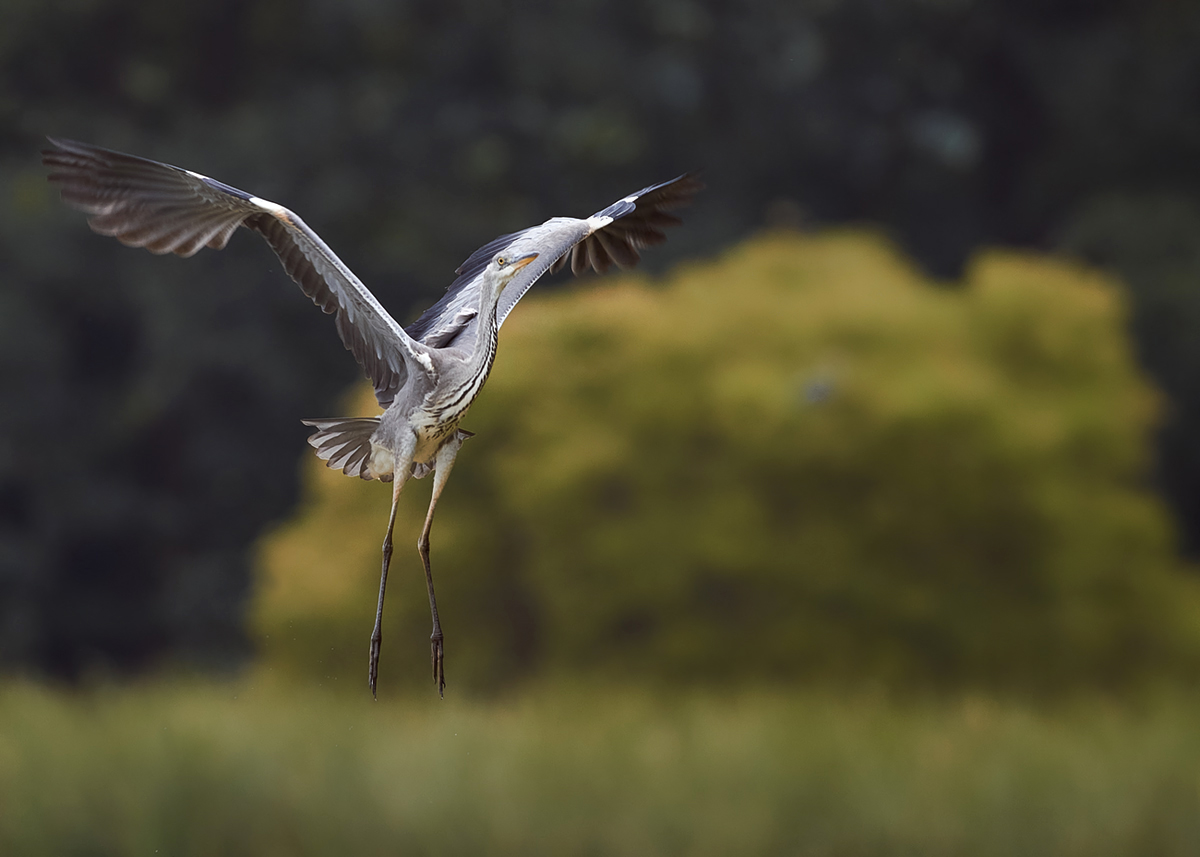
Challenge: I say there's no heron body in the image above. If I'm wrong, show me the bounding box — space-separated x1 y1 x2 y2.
367 260 509 482
43 137 701 697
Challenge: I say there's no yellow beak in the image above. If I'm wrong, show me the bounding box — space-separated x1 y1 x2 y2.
510 252 539 271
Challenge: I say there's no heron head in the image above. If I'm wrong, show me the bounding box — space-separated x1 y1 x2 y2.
490 251 539 289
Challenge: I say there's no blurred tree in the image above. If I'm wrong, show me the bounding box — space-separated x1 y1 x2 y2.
5 0 1200 675
254 233 1200 694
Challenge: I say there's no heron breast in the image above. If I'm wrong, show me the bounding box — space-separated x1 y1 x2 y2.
409 413 462 463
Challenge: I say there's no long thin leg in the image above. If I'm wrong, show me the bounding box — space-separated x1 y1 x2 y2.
419 432 467 698
369 433 415 699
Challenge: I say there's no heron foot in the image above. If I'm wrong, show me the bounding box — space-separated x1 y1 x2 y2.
369 627 382 699
431 631 445 698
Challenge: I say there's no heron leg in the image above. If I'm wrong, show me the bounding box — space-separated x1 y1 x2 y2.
369 432 416 699
419 432 467 699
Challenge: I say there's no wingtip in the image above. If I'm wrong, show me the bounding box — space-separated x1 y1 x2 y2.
42 136 87 156
41 136 68 165
668 170 706 197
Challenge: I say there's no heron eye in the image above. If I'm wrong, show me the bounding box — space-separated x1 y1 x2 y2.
496 256 507 267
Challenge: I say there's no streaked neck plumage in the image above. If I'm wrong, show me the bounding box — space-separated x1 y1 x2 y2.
464 271 503 382
426 269 505 423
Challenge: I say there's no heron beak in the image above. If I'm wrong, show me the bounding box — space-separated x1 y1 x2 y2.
510 252 539 271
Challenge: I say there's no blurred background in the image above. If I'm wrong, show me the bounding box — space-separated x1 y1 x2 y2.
5 0 1200 853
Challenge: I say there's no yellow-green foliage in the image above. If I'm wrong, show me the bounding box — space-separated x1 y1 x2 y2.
253 232 1200 692
5 681 1200 856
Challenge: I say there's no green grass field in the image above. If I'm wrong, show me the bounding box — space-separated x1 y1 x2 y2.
1 680 1198 856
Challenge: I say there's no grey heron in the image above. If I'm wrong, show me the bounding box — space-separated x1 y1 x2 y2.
42 137 701 697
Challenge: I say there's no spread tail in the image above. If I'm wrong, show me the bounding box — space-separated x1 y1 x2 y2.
301 417 381 480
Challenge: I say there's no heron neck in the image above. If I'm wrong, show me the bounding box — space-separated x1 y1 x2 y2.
465 281 503 376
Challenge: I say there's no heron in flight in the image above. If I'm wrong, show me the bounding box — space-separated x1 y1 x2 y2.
43 137 701 697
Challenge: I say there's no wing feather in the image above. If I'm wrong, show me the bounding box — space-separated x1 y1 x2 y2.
43 137 416 407
406 172 701 351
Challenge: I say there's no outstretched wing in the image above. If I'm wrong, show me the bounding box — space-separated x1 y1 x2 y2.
42 137 416 408
407 173 703 351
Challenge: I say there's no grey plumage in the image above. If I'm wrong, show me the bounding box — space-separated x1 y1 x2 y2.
43 137 701 697
302 417 382 481
43 137 412 407
408 174 699 353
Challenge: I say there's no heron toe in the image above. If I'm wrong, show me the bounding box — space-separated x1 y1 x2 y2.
431 633 445 698
368 632 383 698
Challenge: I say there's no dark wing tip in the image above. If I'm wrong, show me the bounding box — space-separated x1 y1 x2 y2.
566 171 703 276
42 137 130 173
646 171 705 208
41 136 266 260
42 136 84 157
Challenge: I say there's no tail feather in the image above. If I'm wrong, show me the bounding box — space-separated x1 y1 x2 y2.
301 417 381 480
